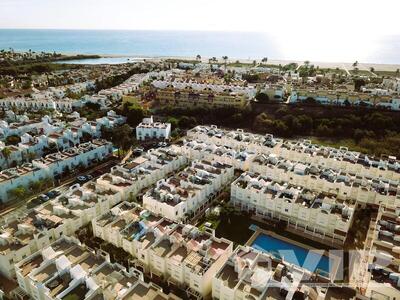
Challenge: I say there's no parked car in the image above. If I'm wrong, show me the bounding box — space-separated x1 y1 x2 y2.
77 176 87 182
133 147 144 156
46 190 61 199
86 174 93 180
38 194 49 203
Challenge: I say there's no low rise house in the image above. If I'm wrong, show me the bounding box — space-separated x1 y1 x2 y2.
371 205 400 279
180 139 256 171
250 153 400 207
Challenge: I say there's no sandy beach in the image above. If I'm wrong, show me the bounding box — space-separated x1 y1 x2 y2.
56 51 400 71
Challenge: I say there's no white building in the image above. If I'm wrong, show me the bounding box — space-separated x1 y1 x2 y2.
187 126 400 181
136 116 171 141
0 175 123 279
143 159 233 222
92 201 233 299
13 235 178 300
213 246 325 300
231 172 355 245
0 140 112 203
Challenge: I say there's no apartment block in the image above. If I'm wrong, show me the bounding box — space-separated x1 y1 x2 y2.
289 88 400 111
145 78 251 108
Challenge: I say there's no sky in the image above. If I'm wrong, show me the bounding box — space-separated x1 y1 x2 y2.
1 0 400 35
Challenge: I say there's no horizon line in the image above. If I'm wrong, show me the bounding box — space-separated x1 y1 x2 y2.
0 27 269 34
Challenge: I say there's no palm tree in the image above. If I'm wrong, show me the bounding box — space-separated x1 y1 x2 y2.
1 147 12 168
353 60 358 67
304 60 310 68
370 67 375 73
196 54 201 61
261 57 268 63
222 56 228 72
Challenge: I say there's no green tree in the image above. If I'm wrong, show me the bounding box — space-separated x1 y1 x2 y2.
112 124 134 157
122 102 147 127
167 117 179 130
222 56 228 71
8 186 26 200
5 135 21 146
178 116 197 129
1 147 12 168
255 92 270 103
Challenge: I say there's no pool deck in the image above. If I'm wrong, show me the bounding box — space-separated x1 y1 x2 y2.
246 227 342 282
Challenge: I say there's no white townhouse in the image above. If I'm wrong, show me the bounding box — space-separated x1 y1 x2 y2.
143 159 234 222
231 172 355 245
0 140 112 203
213 246 324 300
180 139 256 171
187 126 400 181
136 116 171 141
92 201 233 299
13 236 166 300
249 154 400 208
0 179 121 279
96 147 187 201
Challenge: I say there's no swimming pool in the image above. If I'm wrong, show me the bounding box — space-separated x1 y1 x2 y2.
251 233 331 274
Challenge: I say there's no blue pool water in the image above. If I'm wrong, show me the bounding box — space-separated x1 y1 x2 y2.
251 234 331 274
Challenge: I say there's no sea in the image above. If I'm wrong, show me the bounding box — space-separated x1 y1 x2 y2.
0 29 399 65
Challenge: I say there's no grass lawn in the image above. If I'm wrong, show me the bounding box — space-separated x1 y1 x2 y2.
319 68 347 76
374 70 400 77
349 69 372 76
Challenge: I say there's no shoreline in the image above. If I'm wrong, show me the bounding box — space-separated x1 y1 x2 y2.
62 53 400 71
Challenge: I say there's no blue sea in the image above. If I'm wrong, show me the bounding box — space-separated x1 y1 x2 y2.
0 29 399 64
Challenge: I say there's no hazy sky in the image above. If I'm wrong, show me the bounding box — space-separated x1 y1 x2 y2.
1 0 399 35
